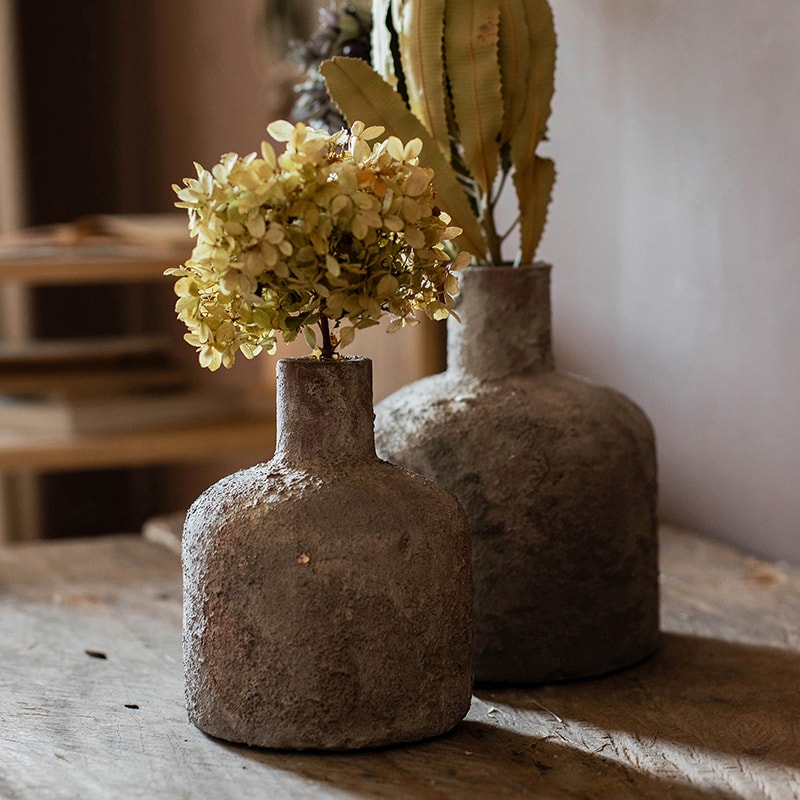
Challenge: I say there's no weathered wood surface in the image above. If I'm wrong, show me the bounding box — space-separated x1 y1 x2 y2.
0 524 798 799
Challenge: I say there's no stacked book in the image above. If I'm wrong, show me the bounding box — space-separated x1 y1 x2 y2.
0 335 242 437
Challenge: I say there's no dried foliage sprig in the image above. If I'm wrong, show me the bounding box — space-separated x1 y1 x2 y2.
290 1 373 132
321 0 557 266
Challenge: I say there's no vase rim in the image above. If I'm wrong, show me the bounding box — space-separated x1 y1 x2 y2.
464 261 551 272
278 355 372 366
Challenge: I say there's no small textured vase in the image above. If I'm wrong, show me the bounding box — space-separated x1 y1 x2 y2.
375 265 659 684
182 356 473 750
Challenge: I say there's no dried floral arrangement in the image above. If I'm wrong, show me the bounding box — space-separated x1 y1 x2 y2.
289 1 372 132
320 0 557 266
166 120 469 368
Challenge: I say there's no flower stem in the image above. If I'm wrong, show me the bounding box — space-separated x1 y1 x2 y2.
319 314 335 360
483 204 505 266
482 184 506 266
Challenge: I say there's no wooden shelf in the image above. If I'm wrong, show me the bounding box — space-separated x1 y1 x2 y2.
0 244 185 285
0 217 244 540
0 215 190 286
0 415 275 472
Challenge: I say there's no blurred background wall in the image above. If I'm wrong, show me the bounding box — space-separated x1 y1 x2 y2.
2 0 798 560
145 0 443 402
0 0 442 538
539 0 800 563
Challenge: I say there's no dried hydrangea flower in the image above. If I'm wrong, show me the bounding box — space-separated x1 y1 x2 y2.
166 120 471 368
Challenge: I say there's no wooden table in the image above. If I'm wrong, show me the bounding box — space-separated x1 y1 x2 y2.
1 524 798 799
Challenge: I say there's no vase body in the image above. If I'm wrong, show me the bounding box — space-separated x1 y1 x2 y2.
374 265 659 684
183 357 473 749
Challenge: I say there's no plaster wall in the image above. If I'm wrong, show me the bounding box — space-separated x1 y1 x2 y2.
540 1 800 562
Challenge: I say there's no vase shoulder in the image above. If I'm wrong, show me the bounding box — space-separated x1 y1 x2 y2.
374 362 659 684
184 457 467 551
376 367 654 452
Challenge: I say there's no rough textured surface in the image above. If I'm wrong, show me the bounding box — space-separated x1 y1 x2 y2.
375 266 659 683
183 357 473 750
2 526 799 799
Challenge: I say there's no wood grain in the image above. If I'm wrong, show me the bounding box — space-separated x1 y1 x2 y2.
0 524 798 799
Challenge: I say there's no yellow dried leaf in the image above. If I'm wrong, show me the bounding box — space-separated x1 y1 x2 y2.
443 0 503 197
320 56 487 256
338 326 356 348
397 0 452 160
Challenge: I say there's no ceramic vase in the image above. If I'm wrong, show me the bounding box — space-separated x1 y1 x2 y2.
375 265 659 684
183 356 473 749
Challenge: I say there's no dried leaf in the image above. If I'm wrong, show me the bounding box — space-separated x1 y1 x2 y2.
516 0 556 146
397 0 452 160
443 0 503 197
497 0 532 142
377 273 400 295
508 0 557 261
321 56 487 256
303 326 317 351
513 155 556 264
338 326 356 348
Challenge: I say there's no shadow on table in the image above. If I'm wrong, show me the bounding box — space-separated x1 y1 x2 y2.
476 632 800 771
226 717 731 800
201 633 796 798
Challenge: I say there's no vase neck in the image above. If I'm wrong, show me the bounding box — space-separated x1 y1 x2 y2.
274 357 376 465
447 264 555 381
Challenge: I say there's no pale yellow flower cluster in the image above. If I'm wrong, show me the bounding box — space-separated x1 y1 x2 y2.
166 120 471 369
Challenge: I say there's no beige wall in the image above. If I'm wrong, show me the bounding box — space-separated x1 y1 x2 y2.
539 1 800 562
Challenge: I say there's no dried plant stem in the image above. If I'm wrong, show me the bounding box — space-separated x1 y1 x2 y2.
483 196 505 266
319 314 335 360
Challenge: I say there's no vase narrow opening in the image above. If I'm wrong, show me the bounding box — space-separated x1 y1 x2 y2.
274 356 377 465
448 263 555 382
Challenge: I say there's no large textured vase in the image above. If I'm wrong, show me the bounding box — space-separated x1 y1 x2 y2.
183 357 473 749
375 265 659 684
